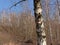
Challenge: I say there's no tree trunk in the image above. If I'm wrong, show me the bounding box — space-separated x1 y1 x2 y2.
33 0 46 45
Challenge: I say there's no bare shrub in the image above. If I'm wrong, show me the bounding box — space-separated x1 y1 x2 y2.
0 11 37 45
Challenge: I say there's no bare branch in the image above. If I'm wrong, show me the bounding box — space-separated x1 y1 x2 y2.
9 0 26 9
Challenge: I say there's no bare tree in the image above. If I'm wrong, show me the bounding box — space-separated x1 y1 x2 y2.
34 0 46 45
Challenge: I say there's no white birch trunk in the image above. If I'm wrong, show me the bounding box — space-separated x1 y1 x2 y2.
34 0 46 45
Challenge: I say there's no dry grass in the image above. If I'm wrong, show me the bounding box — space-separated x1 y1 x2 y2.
0 11 37 45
